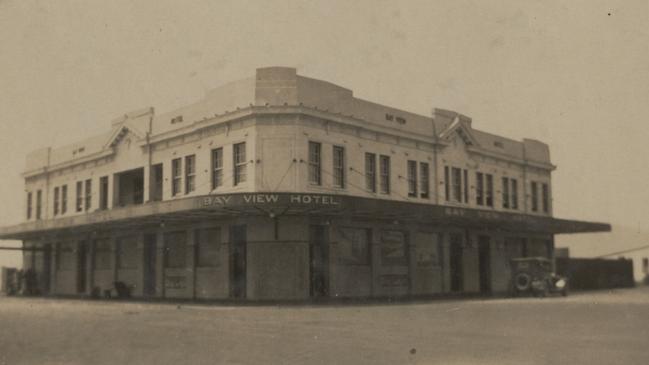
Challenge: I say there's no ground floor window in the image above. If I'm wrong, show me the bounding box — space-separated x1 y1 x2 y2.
337 227 371 265
415 232 442 267
380 230 408 266
164 231 187 268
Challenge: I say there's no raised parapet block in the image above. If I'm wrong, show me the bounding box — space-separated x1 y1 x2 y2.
254 67 299 106
523 138 552 165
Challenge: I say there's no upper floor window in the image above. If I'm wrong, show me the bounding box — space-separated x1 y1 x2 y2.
99 176 109 210
451 167 462 202
476 172 484 206
76 181 83 212
171 158 182 196
542 183 549 213
531 182 539 212
420 162 429 199
308 142 321 185
446 166 467 203
485 174 494 207
211 147 223 190
185 155 196 194
509 179 518 209
365 153 376 193
53 187 60 216
502 177 510 209
444 166 450 201
36 190 42 220
379 155 390 194
61 185 67 214
333 146 345 188
233 142 247 186
84 179 92 211
26 192 32 220
407 160 417 197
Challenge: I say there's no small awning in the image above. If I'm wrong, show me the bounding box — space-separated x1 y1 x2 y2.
0 192 610 240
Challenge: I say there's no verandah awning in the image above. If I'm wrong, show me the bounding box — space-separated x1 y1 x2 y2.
0 192 611 240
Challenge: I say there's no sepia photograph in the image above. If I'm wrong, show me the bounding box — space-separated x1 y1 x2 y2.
0 1 647 364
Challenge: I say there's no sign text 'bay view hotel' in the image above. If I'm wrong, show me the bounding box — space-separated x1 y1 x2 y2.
0 67 610 301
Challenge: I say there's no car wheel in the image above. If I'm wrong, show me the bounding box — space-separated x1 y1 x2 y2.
514 273 531 292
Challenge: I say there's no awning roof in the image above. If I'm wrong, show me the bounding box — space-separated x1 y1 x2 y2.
0 193 611 240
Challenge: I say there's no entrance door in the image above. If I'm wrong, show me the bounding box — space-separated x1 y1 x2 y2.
309 225 329 298
229 225 247 299
449 233 463 292
76 242 87 294
478 236 491 294
143 234 157 296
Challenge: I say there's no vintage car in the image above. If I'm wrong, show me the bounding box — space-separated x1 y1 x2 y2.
510 257 569 297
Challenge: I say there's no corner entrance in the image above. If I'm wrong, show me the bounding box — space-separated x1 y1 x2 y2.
309 225 329 298
229 225 247 299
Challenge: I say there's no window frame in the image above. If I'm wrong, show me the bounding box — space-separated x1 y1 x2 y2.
26 191 33 220
476 172 484 206
211 147 223 190
99 176 109 210
84 179 92 211
36 190 42 220
451 167 462 202
531 181 539 212
419 162 429 199
308 141 322 185
511 178 518 210
332 146 345 189
76 181 83 212
542 183 549 213
407 160 417 197
53 187 60 216
365 153 377 193
185 154 196 194
233 142 247 186
61 185 67 214
379 155 390 194
171 158 182 196
485 174 493 207
502 177 510 209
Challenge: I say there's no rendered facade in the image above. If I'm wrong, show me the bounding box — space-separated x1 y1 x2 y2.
0 67 610 300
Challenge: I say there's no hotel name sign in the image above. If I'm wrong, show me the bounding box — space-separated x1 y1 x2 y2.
198 193 343 208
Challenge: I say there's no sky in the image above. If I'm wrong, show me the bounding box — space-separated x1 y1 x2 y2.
1 0 648 268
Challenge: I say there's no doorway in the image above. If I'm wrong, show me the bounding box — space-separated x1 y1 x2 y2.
143 234 157 297
229 225 247 299
449 233 463 292
309 225 329 298
478 236 491 294
76 241 87 294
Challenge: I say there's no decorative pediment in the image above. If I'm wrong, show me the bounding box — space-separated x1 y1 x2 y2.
103 123 146 150
438 116 480 147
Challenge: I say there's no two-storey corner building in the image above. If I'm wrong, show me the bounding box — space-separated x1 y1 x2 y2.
0 67 610 301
